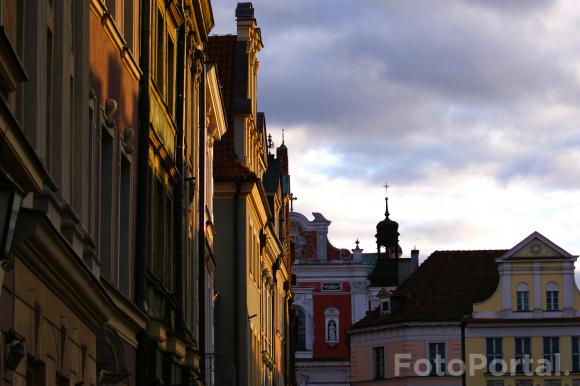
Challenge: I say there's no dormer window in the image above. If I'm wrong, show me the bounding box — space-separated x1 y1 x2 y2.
516 283 530 312
381 300 390 315
546 282 559 311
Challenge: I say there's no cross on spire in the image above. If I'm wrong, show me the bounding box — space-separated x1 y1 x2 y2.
289 193 298 212
383 182 390 197
382 183 391 217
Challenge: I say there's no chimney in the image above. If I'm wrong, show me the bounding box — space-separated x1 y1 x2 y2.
277 144 288 176
411 248 419 269
235 2 254 19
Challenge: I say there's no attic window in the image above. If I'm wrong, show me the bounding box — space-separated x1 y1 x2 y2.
321 283 341 292
381 300 390 315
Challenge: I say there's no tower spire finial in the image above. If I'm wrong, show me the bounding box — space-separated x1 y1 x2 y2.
383 183 390 218
282 129 285 145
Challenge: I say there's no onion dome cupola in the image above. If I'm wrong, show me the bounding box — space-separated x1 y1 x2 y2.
375 184 402 259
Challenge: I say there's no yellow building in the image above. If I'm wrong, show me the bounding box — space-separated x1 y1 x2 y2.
207 3 294 385
466 232 580 386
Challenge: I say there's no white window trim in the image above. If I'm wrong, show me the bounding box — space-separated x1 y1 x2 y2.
426 341 447 376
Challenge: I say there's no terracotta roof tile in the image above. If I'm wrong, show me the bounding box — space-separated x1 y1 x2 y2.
351 249 507 329
207 35 257 180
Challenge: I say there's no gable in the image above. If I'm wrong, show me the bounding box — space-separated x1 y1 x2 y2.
499 232 575 262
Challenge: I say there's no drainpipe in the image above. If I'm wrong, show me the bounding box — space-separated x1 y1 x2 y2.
461 316 467 386
174 1 187 336
135 0 151 383
233 181 242 385
197 51 207 384
272 256 281 384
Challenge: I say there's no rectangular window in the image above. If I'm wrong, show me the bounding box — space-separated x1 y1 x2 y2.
167 36 175 115
428 342 446 376
87 98 96 235
517 291 529 311
99 129 114 281
163 190 174 290
487 381 504 386
26 358 46 386
106 0 115 18
123 0 133 51
118 156 131 297
155 10 164 93
515 337 532 374
372 346 385 380
544 380 561 386
573 337 580 373
543 337 560 373
516 381 532 386
486 338 503 373
46 27 53 172
546 291 559 311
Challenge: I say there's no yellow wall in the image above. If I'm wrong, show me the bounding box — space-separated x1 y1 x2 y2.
473 282 502 312
466 336 579 386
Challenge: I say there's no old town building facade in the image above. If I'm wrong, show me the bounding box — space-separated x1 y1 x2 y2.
0 0 248 385
207 3 294 386
291 211 371 386
349 232 580 386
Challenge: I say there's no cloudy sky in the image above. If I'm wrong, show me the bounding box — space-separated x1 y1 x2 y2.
212 0 580 280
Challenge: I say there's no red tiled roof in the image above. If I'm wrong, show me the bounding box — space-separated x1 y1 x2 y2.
351 249 508 329
206 35 257 180
206 35 236 122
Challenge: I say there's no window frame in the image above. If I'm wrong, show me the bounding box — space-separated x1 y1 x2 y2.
428 342 446 376
516 282 530 312
572 336 580 373
543 337 561 373
372 345 385 380
546 282 559 311
515 337 532 374
486 337 503 374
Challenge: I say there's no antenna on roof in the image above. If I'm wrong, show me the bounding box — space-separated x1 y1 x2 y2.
282 129 285 145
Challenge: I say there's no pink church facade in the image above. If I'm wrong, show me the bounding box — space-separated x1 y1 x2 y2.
291 212 372 386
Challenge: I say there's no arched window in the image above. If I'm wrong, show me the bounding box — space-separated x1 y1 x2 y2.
516 282 530 312
324 307 340 345
296 307 307 351
546 282 559 311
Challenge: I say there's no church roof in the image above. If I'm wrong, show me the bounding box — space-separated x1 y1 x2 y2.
351 249 507 329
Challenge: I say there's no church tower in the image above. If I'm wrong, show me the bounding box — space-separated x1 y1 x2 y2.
375 185 402 259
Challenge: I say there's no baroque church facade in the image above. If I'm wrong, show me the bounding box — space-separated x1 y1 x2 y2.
291 192 419 386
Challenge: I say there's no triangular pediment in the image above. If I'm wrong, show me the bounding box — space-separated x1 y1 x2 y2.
499 231 575 261
377 288 393 298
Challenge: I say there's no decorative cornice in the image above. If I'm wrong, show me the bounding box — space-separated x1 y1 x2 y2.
14 209 115 331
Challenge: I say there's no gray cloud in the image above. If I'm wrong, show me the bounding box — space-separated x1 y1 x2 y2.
212 1 580 255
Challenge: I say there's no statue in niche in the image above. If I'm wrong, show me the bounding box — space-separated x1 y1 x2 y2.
327 320 337 342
